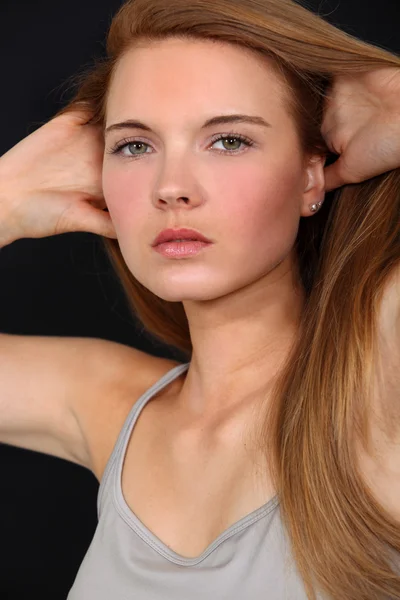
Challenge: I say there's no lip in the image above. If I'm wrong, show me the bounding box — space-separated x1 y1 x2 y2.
153 240 212 259
152 228 213 247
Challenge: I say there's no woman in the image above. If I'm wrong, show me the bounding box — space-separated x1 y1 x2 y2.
0 0 400 598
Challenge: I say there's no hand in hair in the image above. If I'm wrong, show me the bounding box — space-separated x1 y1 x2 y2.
0 108 117 247
321 67 400 191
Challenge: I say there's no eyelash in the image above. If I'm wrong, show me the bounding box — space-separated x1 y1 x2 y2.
107 132 255 158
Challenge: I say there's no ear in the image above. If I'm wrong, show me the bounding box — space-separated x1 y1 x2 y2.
299 154 327 218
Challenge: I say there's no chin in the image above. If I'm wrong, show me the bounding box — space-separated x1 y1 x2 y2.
138 279 216 302
147 279 242 303
133 268 244 302
149 288 215 303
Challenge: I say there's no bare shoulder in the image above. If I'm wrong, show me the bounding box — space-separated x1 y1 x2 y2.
70 337 183 482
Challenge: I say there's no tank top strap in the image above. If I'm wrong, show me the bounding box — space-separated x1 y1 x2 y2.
97 361 190 519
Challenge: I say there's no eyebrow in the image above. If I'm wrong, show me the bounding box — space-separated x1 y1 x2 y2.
104 114 272 136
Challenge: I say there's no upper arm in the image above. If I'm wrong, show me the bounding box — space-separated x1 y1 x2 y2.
0 333 152 471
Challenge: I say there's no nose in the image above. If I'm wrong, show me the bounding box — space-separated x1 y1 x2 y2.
154 189 205 211
157 195 190 206
152 153 204 210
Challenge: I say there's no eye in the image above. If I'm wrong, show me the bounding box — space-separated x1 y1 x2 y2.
210 133 255 154
107 132 255 158
107 139 151 157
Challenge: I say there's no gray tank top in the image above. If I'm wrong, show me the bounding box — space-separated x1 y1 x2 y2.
67 362 318 599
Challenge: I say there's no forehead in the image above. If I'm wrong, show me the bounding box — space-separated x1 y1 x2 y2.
106 38 289 124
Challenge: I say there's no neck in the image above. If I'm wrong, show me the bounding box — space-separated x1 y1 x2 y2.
179 255 305 420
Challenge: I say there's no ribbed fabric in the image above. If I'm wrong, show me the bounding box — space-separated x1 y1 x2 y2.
67 362 316 599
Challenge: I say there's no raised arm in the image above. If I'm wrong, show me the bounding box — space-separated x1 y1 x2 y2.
0 109 130 473
0 108 117 247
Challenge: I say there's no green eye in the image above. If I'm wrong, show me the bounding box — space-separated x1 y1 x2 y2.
109 132 254 157
125 142 149 155
218 137 243 150
209 133 254 154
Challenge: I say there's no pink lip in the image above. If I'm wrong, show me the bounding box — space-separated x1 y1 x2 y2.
153 240 212 258
152 227 213 246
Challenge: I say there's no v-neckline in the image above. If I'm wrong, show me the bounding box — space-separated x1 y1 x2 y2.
113 362 280 566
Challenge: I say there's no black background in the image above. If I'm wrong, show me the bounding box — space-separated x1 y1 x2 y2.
0 1 399 598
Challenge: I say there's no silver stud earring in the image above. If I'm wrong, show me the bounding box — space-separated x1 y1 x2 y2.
310 201 323 213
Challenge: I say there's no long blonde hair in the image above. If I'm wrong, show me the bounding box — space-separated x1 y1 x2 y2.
56 1 400 597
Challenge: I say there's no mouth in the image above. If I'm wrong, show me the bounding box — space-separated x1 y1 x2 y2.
152 238 213 258
152 227 213 247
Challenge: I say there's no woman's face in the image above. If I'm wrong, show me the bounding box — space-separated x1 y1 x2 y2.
103 37 324 302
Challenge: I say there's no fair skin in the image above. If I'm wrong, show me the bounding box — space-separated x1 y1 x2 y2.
0 36 399 558
100 38 327 555
103 37 326 428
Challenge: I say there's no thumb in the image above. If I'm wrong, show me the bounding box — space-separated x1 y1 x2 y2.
324 159 347 192
70 203 118 239
97 210 118 239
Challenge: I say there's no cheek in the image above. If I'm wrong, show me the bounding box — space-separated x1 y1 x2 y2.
222 163 301 247
102 155 302 251
102 167 148 234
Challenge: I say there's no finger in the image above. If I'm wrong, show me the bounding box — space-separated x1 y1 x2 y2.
324 153 377 191
83 210 118 239
99 213 118 239
323 160 347 192
63 202 118 238
55 106 95 127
